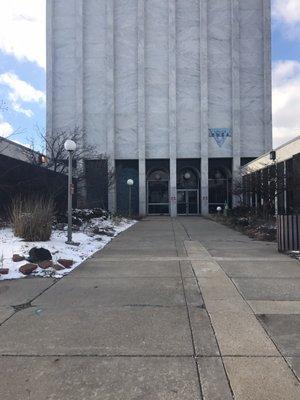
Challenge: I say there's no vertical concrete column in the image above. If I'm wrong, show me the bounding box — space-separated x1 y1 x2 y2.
263 0 272 152
200 0 209 215
46 0 54 137
231 0 241 207
106 0 116 213
75 0 87 207
169 0 177 217
75 0 83 131
138 0 146 216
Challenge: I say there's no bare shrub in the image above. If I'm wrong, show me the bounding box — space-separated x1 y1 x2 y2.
11 196 54 241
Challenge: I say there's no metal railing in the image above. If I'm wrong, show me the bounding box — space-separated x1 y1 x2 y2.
277 215 300 252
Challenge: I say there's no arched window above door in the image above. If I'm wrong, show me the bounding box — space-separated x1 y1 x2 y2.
177 167 199 189
147 168 170 214
147 169 169 181
209 166 232 180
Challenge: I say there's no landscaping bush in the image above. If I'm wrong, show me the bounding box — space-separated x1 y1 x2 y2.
10 196 54 241
53 208 111 231
211 211 277 242
72 208 109 222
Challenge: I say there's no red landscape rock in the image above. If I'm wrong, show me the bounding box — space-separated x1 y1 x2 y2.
38 260 54 269
0 268 9 275
53 263 65 271
57 259 74 269
19 263 38 275
12 254 25 262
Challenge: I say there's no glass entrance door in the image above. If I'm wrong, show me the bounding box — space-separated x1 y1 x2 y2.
177 190 187 214
188 190 199 214
147 181 169 214
177 190 199 215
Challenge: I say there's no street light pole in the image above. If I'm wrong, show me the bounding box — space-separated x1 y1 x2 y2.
129 185 132 217
127 179 134 218
64 139 77 244
67 150 73 243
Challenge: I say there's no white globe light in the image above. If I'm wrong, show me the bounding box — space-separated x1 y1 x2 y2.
184 172 191 180
217 206 222 212
64 139 77 152
127 179 134 186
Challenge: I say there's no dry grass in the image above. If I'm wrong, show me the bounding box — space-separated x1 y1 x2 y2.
10 196 54 241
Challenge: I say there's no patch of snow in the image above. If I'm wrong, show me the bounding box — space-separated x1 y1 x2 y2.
0 217 136 280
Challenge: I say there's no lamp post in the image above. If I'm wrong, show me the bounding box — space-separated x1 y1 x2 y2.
127 179 134 218
64 139 77 244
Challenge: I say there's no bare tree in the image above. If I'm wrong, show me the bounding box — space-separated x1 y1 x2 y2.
232 175 246 205
22 127 115 207
24 127 112 177
235 161 288 218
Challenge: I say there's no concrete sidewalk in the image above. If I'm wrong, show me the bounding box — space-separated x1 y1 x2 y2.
0 217 300 399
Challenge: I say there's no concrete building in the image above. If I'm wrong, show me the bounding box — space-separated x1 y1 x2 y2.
242 136 300 215
0 137 44 164
47 0 272 216
0 137 68 213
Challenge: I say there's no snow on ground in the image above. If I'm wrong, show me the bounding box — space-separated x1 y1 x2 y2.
0 217 135 280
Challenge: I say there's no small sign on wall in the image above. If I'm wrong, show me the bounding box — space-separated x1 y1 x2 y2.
209 128 232 148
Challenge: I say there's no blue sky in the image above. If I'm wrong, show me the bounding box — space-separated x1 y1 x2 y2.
0 0 299 150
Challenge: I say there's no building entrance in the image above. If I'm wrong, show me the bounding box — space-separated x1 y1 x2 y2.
208 159 232 213
147 169 170 215
177 166 200 215
177 189 199 215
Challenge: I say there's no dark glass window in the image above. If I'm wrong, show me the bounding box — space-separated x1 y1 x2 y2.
148 181 169 204
147 168 169 214
177 168 199 189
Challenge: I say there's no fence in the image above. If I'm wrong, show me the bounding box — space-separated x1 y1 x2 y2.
277 215 300 252
0 154 72 214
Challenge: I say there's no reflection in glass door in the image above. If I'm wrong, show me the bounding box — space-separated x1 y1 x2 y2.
188 190 199 214
147 181 169 214
177 191 187 214
177 190 199 215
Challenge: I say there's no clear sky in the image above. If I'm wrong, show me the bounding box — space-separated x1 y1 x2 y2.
0 0 299 151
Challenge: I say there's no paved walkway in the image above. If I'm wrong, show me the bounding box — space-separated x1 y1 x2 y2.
0 217 300 399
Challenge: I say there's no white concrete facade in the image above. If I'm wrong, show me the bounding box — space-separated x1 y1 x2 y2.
47 0 272 215
0 137 43 164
